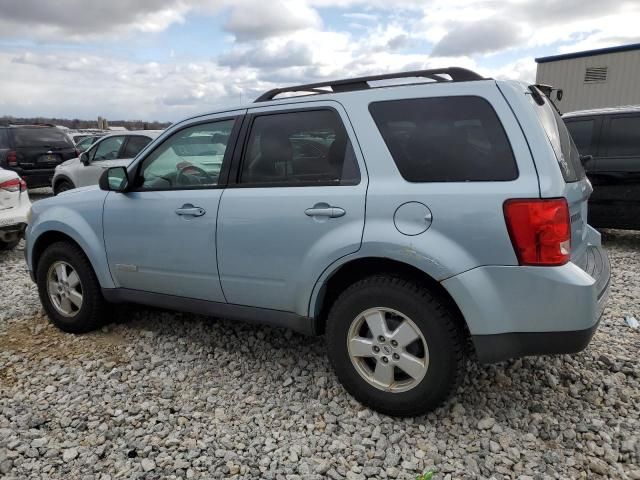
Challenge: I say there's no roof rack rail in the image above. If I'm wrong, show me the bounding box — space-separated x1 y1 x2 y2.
255 67 485 102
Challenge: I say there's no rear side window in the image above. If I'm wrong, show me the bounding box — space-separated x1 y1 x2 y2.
369 96 517 182
11 127 73 148
122 136 152 158
604 116 640 157
565 119 594 155
240 109 360 186
529 89 584 182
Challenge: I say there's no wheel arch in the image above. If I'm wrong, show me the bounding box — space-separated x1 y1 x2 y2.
311 256 470 341
52 175 74 194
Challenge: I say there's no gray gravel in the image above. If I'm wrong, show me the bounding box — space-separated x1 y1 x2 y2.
1 200 639 478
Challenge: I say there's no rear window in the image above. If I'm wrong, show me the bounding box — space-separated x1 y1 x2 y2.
12 127 73 148
0 129 8 149
529 89 584 182
369 96 518 182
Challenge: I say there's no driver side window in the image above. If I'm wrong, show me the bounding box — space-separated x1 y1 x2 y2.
138 120 235 190
92 136 125 162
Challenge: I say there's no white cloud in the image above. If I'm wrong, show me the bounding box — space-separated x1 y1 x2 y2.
0 0 638 120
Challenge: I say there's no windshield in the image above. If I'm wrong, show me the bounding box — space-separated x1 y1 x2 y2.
529 88 585 183
12 127 74 148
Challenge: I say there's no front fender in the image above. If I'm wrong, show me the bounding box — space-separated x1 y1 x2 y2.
26 190 114 288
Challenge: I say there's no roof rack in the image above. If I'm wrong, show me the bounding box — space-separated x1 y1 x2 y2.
255 67 485 102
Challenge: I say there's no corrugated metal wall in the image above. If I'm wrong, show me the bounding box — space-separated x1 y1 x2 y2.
536 50 640 113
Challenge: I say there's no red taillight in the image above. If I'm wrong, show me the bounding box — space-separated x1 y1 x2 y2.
503 198 571 266
6 150 17 166
19 178 27 192
0 178 21 192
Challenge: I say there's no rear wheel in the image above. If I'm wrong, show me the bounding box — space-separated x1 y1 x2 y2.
326 275 464 416
54 180 74 195
36 241 108 333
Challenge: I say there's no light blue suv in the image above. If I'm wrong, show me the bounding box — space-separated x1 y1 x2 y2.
25 68 610 416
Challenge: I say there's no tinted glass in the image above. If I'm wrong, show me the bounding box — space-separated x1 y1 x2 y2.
240 109 360 185
565 120 594 155
529 90 584 182
122 136 152 158
76 136 96 152
139 120 234 190
605 116 640 157
92 136 125 161
369 96 517 182
0 129 8 149
12 127 73 148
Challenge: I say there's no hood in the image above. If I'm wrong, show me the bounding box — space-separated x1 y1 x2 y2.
57 185 100 197
57 157 81 169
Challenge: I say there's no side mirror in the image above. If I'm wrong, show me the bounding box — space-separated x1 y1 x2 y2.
80 152 90 166
99 166 129 192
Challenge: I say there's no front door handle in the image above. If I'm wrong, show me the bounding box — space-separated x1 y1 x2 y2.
305 206 346 218
175 204 206 217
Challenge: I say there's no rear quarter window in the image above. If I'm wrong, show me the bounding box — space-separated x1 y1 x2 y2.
369 96 518 182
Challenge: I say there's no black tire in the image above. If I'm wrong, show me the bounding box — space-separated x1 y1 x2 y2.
0 239 20 250
326 275 465 416
54 180 73 195
36 241 109 333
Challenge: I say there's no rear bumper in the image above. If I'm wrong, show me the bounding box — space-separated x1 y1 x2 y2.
472 321 600 364
442 227 610 363
7 167 56 188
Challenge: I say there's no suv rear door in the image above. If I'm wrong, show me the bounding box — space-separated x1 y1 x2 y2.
217 102 367 314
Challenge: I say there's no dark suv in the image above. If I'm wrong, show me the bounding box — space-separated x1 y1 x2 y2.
564 106 640 230
0 124 78 188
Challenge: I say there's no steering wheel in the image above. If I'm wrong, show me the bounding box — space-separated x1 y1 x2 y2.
176 164 217 186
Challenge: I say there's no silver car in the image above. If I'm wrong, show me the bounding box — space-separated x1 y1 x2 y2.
52 131 162 194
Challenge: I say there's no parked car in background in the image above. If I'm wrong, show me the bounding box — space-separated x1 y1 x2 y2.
52 131 162 194
0 124 78 188
26 69 610 416
564 105 640 230
0 168 31 250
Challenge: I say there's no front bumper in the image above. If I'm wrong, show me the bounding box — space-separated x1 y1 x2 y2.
442 228 611 363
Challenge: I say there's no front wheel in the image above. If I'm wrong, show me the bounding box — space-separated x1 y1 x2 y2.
54 180 74 195
36 241 108 333
326 275 465 416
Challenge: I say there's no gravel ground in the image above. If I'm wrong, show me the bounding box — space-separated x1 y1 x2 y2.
0 193 638 479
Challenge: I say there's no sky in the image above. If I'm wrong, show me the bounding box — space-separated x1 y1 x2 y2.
0 0 639 122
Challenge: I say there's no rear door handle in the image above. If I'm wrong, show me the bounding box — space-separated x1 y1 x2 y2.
175 204 206 217
305 206 346 218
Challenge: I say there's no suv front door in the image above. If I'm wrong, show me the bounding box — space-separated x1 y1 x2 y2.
217 102 367 315
102 113 243 301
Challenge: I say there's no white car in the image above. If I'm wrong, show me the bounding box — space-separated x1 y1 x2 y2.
52 131 162 194
0 168 31 250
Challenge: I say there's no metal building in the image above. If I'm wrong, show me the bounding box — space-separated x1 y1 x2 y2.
535 43 640 113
